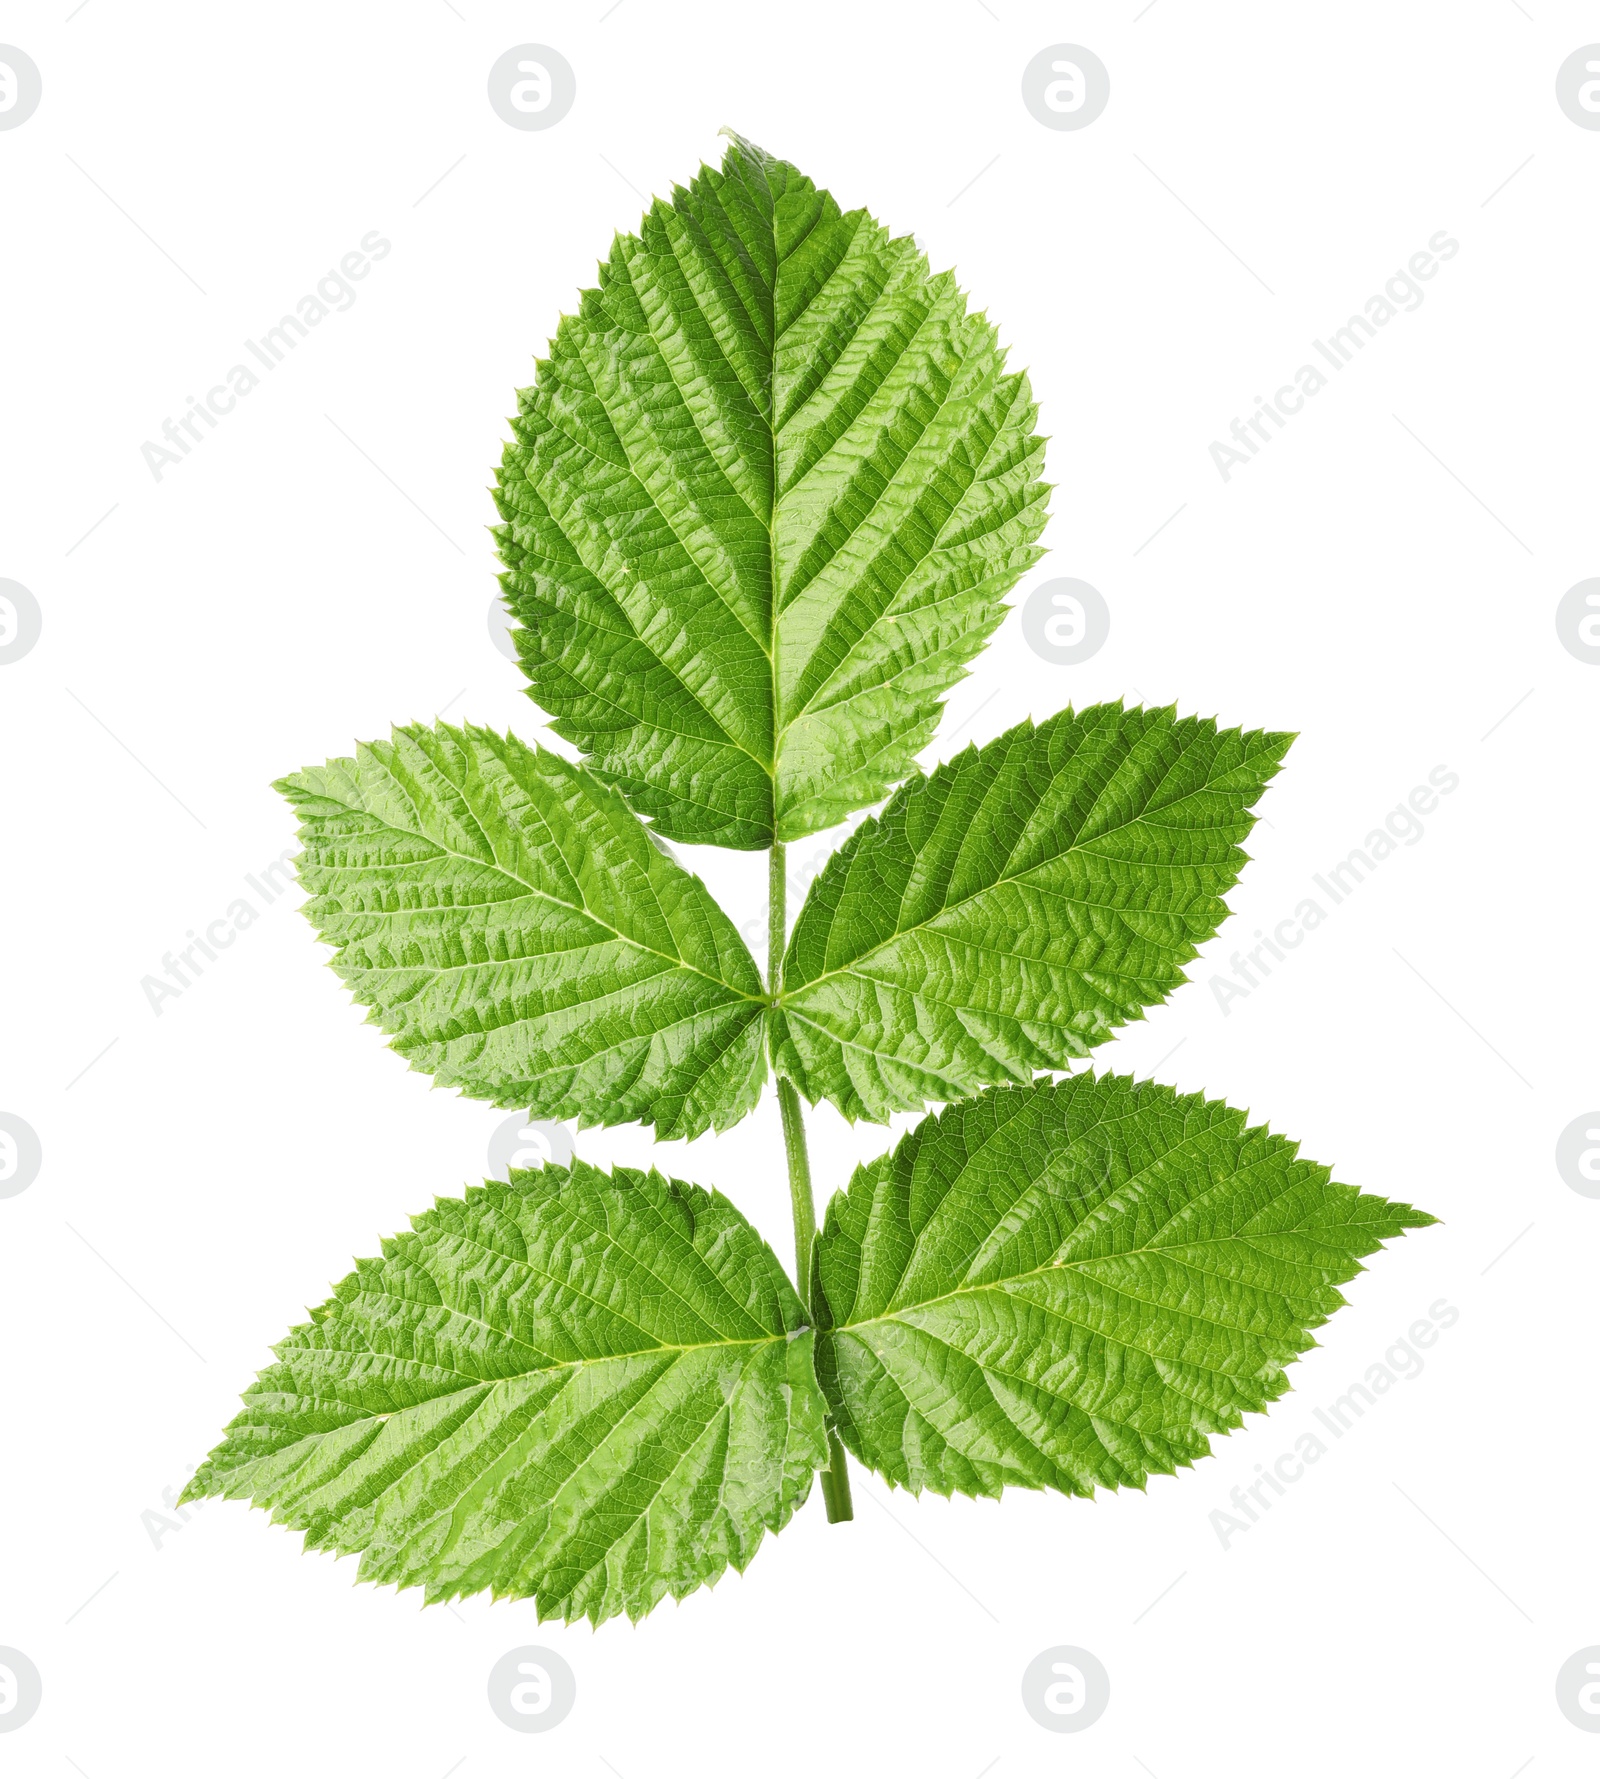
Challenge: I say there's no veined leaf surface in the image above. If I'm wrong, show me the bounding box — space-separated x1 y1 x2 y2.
812 1074 1432 1499
493 131 1048 848
185 1164 829 1624
772 702 1292 1121
277 722 765 1140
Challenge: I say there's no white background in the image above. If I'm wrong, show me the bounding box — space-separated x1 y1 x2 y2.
2 4 1596 1774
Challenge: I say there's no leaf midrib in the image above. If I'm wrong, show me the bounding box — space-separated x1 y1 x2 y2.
839 1119 1309 1326
285 1321 796 1413
309 774 765 1008
835 1216 1342 1354
680 169 973 842
780 730 1257 1003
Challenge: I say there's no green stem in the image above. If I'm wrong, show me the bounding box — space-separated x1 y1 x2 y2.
775 1074 817 1316
769 842 854 1524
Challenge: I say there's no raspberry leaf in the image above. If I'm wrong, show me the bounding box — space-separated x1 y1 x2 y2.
811 1074 1433 1499
277 722 766 1141
772 702 1292 1122
184 1163 828 1624
493 131 1049 849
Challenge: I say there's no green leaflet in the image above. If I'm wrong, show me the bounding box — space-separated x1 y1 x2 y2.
771 702 1292 1122
493 131 1048 850
811 1074 1433 1500
183 1163 829 1624
277 721 765 1141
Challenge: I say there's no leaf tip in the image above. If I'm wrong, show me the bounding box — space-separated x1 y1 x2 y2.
717 127 776 168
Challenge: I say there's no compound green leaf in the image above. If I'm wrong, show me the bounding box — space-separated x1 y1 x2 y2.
277 721 765 1141
771 702 1292 1122
493 130 1048 849
812 1074 1432 1499
184 1163 829 1624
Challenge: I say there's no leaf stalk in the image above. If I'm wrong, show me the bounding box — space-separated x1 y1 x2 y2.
769 841 854 1524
